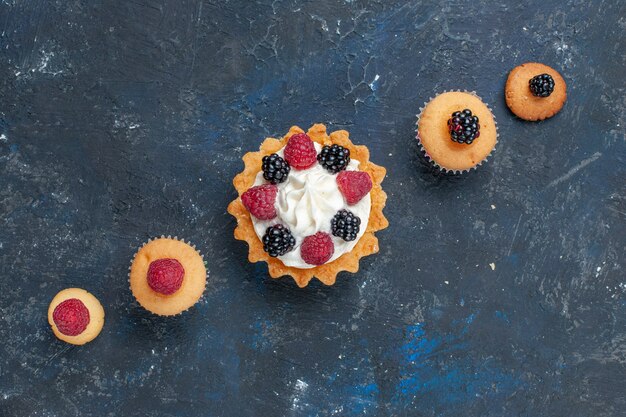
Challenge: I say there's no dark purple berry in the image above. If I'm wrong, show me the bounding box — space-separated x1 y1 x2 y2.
529 73 555 97
317 145 350 173
331 209 361 241
262 153 290 184
262 225 295 257
447 109 480 145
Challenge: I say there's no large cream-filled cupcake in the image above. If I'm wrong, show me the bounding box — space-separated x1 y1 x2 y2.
228 124 388 287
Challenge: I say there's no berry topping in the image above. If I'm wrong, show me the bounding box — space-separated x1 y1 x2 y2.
331 209 361 242
317 144 351 173
300 232 334 265
529 73 555 97
262 224 296 257
284 133 317 170
147 258 185 295
241 184 278 220
53 298 90 336
262 153 290 184
448 109 480 145
336 171 372 205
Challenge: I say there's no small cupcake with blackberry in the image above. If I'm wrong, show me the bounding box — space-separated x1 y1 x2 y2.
417 91 498 173
228 124 388 287
129 236 207 316
505 62 567 121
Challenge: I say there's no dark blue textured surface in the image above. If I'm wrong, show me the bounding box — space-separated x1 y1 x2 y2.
0 1 625 416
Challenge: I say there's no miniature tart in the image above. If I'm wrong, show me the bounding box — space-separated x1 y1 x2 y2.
129 236 206 316
505 62 567 121
417 91 497 173
228 124 388 287
48 288 104 345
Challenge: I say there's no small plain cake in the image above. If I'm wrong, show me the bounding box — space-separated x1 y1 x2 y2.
417 91 498 173
505 62 567 121
48 288 105 345
129 237 206 316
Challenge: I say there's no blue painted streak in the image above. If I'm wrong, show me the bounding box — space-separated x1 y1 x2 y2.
320 339 380 415
393 314 522 409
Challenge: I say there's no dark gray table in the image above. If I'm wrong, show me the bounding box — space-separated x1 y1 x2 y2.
1 1 624 416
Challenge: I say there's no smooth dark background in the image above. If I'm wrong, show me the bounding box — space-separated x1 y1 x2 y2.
1 1 624 416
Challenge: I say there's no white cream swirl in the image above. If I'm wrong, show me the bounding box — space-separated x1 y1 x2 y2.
251 143 371 269
276 164 344 237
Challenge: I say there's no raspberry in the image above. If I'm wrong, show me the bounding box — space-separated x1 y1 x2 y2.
241 184 278 220
53 298 90 336
283 133 317 170
300 232 334 265
147 258 185 295
336 171 372 205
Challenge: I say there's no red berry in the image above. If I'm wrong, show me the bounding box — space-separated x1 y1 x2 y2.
53 298 90 336
337 171 372 205
283 133 317 170
300 232 334 265
241 184 278 220
147 258 185 295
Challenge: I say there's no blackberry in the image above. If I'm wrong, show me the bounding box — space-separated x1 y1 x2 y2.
529 73 555 97
262 224 295 257
262 153 290 184
331 209 361 241
317 144 350 173
447 109 480 145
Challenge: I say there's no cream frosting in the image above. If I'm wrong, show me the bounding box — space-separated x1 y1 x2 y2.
251 143 371 269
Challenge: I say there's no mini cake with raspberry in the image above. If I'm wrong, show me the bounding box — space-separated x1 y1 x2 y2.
417 91 498 173
228 124 388 287
129 236 206 316
48 288 105 345
505 62 567 121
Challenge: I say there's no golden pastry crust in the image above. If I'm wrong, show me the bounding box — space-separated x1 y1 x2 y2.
417 91 497 173
129 237 206 316
227 124 388 287
48 288 105 345
505 62 567 121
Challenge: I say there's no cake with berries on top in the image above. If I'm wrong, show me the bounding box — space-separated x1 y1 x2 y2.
505 62 567 121
129 236 206 316
228 124 388 287
48 288 105 345
417 91 498 173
